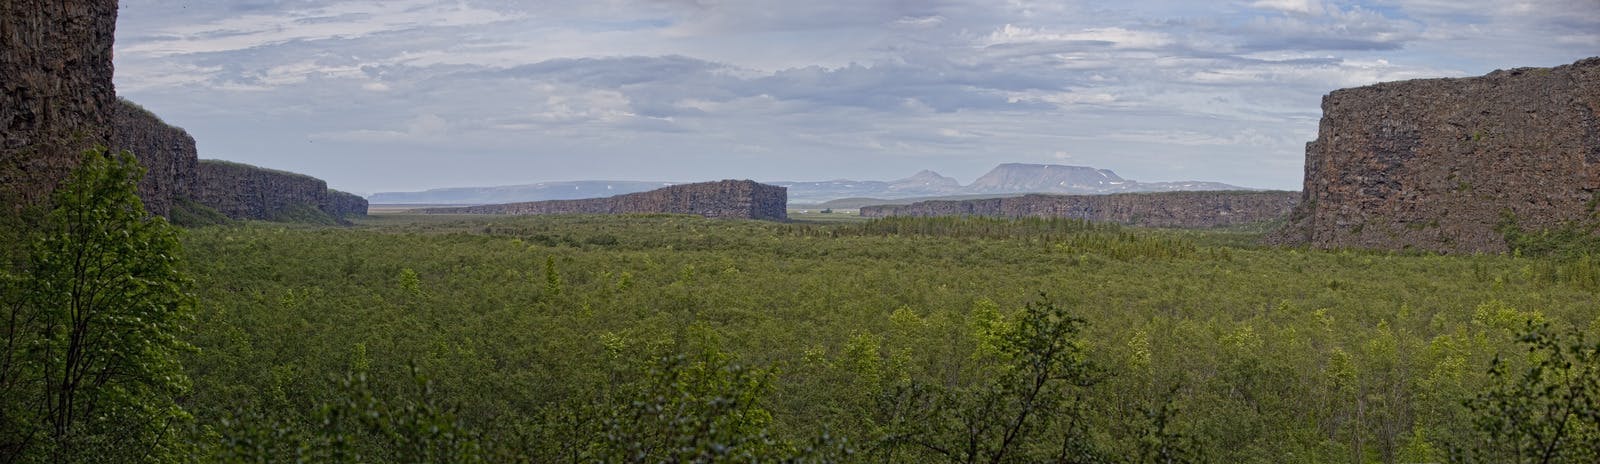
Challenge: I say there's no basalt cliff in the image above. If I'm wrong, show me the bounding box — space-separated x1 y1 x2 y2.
1 0 119 213
418 180 787 221
113 102 368 221
1269 57 1600 253
1 0 364 222
191 160 367 220
112 99 196 217
860 191 1298 228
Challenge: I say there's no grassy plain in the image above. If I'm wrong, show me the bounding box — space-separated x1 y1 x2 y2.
176 213 1599 462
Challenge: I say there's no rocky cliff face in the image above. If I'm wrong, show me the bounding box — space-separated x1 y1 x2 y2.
111 99 197 217
322 190 369 218
193 160 351 220
1270 57 1600 253
114 106 367 221
1 0 120 212
861 191 1299 228
419 180 787 220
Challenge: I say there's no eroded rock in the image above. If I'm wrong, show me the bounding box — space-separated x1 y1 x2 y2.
860 191 1299 228
111 99 196 217
0 0 119 213
1270 57 1600 253
419 180 787 221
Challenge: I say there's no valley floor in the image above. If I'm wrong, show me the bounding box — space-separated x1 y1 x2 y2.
176 214 1599 462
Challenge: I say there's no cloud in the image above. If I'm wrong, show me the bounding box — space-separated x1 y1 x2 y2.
1235 5 1421 51
121 0 519 57
111 0 1600 194
1249 0 1325 15
984 25 1175 49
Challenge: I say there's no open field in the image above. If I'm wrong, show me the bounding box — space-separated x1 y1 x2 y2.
165 213 1600 462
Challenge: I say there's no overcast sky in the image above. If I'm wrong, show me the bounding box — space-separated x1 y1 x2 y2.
113 0 1599 195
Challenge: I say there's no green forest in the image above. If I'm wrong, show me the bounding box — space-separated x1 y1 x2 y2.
3 152 1598 463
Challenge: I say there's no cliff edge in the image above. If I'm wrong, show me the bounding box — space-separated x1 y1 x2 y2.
419 180 787 221
0 0 119 214
861 191 1298 228
1269 57 1600 253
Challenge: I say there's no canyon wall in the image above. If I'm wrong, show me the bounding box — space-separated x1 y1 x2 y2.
111 99 197 217
193 160 326 220
0 0 120 213
1 1 366 224
419 180 787 221
1269 57 1600 253
860 191 1299 228
322 190 370 218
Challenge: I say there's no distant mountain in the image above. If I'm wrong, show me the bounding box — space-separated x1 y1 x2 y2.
963 163 1247 195
367 163 1253 205
891 170 961 191
967 163 1129 193
771 170 966 203
792 194 1027 210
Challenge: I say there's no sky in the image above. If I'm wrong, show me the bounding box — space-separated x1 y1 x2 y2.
112 0 1600 195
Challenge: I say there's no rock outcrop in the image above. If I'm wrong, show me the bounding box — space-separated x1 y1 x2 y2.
0 1 365 224
861 191 1299 228
418 180 787 220
321 190 369 218
112 99 197 217
1270 57 1600 253
193 160 367 220
111 102 367 221
1 0 120 213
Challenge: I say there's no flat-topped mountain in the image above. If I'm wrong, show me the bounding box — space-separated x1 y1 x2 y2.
373 163 1250 205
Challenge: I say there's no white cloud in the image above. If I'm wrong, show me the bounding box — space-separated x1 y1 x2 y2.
985 25 1174 49
110 0 1600 193
1250 0 1324 14
121 0 519 57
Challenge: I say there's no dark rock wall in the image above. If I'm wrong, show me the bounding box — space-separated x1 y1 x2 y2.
0 0 120 212
111 99 197 217
1270 57 1600 253
110 103 366 221
861 191 1299 228
421 180 788 220
322 189 369 218
193 160 328 220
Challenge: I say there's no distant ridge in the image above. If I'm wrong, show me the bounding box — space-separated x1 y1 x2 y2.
371 163 1253 204
416 180 788 221
369 180 674 204
861 190 1300 228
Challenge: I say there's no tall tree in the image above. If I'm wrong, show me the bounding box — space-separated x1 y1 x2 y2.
0 147 193 463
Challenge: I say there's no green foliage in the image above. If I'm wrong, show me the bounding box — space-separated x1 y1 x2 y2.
1498 213 1600 258
169 213 1600 462
869 297 1108 463
583 353 794 462
267 202 340 225
214 366 486 463
1454 322 1600 463
0 147 193 462
817 216 1199 261
168 197 231 228
543 256 563 298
